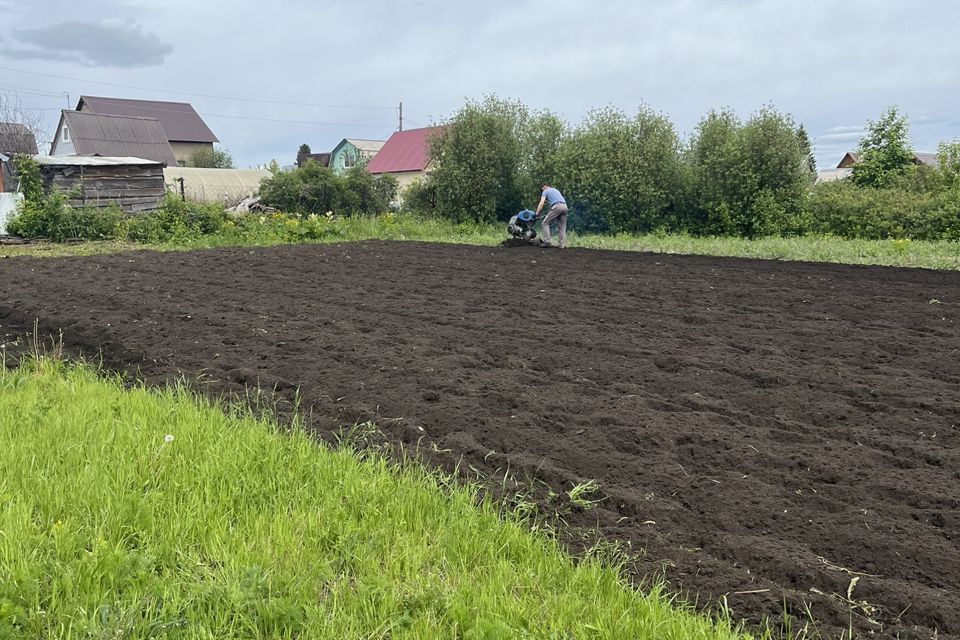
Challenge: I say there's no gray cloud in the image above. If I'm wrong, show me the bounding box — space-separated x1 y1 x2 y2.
4 20 171 68
3 0 958 168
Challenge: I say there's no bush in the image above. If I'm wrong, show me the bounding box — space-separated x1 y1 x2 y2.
7 191 122 241
558 105 684 234
808 181 960 241
11 154 43 208
258 161 391 216
185 146 234 168
122 194 230 242
685 107 812 237
400 179 437 214
428 96 528 223
851 107 913 189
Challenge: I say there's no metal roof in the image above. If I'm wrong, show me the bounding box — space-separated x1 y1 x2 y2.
838 150 940 169
0 122 38 155
60 111 177 166
78 95 218 143
32 154 162 166
345 139 386 153
365 126 443 174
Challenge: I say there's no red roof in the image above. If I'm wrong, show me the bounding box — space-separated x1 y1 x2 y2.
365 126 444 174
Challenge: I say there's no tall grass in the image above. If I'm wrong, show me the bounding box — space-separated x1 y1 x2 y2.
0 360 753 639
2 211 957 270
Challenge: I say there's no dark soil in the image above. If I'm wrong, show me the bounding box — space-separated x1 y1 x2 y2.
2 241 958 639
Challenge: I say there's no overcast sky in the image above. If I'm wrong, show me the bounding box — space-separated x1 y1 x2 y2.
1 0 957 169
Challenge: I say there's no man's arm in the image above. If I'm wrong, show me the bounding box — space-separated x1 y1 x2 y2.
535 195 546 216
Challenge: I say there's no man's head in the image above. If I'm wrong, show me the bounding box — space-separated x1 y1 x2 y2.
540 183 549 192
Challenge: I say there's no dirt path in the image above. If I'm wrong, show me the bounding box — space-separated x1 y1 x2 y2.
2 241 958 638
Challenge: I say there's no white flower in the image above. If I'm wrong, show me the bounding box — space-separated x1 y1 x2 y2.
164 434 174 443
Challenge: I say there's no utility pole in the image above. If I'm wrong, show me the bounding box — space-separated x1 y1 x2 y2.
63 92 70 108
398 101 403 132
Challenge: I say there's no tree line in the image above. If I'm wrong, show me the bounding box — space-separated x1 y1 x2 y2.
400 97 960 242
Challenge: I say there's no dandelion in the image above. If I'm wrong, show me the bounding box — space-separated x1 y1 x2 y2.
164 434 174 444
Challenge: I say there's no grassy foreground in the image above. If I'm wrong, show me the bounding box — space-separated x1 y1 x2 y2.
0 361 751 639
1 212 958 270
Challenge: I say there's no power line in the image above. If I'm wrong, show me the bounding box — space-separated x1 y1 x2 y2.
0 64 398 111
0 83 66 99
202 113 394 128
2 91 398 128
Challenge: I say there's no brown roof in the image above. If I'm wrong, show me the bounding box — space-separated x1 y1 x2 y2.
0 122 38 155
78 95 218 143
300 152 331 167
838 150 940 169
59 111 177 166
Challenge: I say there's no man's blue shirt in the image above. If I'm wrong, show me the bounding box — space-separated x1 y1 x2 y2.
542 187 566 206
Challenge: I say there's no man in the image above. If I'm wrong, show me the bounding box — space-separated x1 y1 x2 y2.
534 184 568 249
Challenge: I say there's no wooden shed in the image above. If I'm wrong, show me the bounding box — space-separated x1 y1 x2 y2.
32 155 165 213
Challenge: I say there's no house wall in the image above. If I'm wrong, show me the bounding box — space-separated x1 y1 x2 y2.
331 142 380 175
373 170 426 205
331 142 358 175
170 141 214 165
51 128 76 156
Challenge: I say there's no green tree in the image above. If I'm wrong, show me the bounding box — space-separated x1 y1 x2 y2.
188 145 235 169
557 105 684 233
687 107 813 237
852 106 913 188
429 96 529 223
340 167 394 215
738 106 812 235
797 124 817 175
685 109 743 235
296 143 312 167
258 160 392 216
520 111 568 194
372 174 399 208
11 154 43 208
259 160 341 214
687 106 811 237
937 140 960 180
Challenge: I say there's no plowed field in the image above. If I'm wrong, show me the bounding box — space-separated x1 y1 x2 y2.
2 241 957 638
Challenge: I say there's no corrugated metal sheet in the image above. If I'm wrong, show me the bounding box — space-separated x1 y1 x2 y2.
33 154 163 166
61 111 177 166
0 122 38 155
365 126 443 174
79 95 219 143
163 167 271 204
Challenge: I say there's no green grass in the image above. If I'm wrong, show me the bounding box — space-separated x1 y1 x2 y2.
3 211 957 270
0 360 753 639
